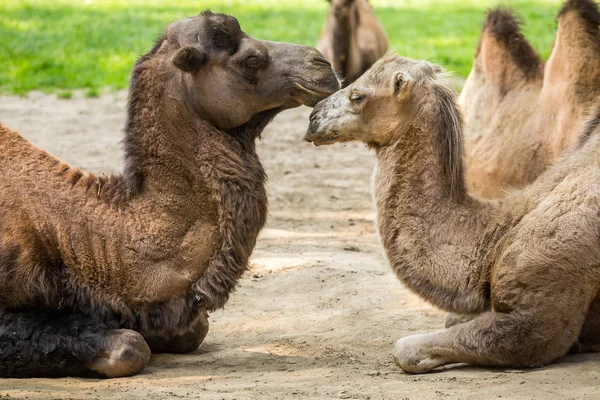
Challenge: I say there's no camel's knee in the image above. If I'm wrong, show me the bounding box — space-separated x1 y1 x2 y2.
87 329 151 378
144 310 209 354
445 312 479 328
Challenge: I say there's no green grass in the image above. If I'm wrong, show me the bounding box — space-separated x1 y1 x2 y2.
0 0 563 94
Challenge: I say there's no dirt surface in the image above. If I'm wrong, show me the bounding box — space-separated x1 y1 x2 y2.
0 91 599 399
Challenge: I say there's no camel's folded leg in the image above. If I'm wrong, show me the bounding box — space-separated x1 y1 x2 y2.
444 312 480 328
0 309 150 378
143 310 209 354
394 309 588 374
571 293 600 353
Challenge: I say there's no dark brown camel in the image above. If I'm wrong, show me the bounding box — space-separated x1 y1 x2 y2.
0 11 339 378
317 0 388 85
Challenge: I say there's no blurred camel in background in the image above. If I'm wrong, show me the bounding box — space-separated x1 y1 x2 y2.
317 0 388 85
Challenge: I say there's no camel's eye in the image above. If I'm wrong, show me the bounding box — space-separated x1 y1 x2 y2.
350 93 364 104
245 57 260 69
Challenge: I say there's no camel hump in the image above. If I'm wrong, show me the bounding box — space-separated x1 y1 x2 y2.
555 0 600 47
474 9 541 84
546 0 600 85
557 0 600 31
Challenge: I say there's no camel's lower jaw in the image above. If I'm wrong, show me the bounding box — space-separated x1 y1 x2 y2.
292 82 339 107
304 130 339 146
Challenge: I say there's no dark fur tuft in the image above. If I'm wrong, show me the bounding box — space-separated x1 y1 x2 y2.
479 8 541 79
558 0 600 28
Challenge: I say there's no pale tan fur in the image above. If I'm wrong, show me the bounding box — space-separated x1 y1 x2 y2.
317 0 388 85
460 1 600 198
306 54 600 373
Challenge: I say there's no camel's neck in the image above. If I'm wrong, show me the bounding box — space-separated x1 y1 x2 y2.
121 60 270 310
373 126 498 314
123 65 202 200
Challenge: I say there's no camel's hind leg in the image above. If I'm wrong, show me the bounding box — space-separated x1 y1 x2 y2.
0 310 150 378
571 293 600 353
394 308 588 374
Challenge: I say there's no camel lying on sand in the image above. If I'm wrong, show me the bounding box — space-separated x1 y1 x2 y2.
461 0 600 198
0 11 338 378
317 0 388 85
306 54 600 372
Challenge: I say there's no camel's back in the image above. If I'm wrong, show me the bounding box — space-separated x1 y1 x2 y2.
490 135 600 305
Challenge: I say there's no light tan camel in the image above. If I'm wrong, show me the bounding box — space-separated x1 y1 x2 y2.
460 0 600 198
317 0 388 85
306 54 600 373
0 11 339 378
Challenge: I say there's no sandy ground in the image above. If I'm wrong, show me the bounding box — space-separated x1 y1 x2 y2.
0 91 599 400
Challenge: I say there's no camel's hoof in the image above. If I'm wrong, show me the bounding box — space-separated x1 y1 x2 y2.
87 329 151 378
394 334 445 374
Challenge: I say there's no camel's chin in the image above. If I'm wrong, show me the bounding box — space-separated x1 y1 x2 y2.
305 132 339 146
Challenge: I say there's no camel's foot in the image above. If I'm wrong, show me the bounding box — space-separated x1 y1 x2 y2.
393 310 585 374
144 310 209 354
87 329 151 378
394 333 449 373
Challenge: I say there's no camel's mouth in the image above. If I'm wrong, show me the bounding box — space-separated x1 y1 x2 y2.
305 132 339 146
305 117 340 146
292 78 340 107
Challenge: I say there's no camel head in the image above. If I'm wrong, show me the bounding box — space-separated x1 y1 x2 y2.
306 55 446 148
152 11 340 130
327 0 357 19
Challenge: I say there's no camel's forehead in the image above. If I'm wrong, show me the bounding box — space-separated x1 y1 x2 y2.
364 56 431 86
167 11 244 53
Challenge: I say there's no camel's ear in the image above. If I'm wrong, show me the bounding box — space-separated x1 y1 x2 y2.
431 63 443 74
172 46 207 73
392 71 411 97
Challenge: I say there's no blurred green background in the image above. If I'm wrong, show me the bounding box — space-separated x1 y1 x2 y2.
0 0 563 96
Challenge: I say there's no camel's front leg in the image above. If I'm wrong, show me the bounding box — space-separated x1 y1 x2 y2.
571 292 600 353
143 310 209 354
394 310 586 373
0 310 150 378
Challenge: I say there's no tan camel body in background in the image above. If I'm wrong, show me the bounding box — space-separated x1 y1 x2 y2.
460 0 600 198
306 55 600 372
317 0 388 85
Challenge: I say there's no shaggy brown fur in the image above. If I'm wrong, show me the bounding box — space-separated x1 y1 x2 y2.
0 11 338 378
460 0 600 198
317 0 388 85
306 54 600 372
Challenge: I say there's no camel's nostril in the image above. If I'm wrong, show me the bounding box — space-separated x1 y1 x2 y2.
309 105 321 120
313 57 331 68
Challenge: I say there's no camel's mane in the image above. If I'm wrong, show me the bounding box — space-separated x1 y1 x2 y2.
426 73 466 200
